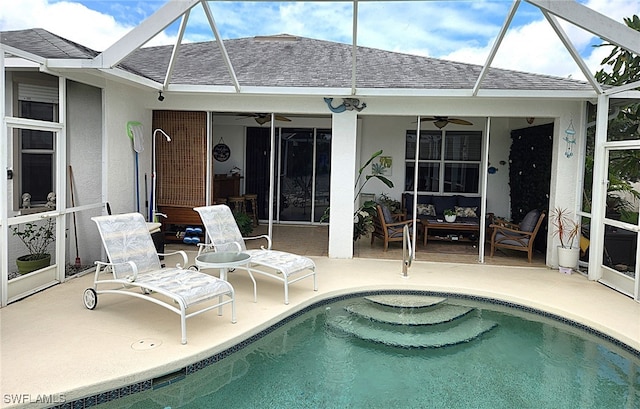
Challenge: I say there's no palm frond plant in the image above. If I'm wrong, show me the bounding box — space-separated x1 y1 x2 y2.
550 207 580 249
321 150 394 241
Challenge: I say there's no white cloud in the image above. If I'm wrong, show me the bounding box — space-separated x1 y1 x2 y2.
440 0 640 80
1 0 637 81
0 0 178 50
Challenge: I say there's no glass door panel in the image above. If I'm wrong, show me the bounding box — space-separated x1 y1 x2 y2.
600 148 639 298
314 129 331 223
279 129 314 222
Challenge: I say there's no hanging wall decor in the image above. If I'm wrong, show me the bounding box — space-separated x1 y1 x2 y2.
563 120 576 158
213 137 231 162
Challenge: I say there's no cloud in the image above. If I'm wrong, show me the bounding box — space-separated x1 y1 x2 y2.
1 0 637 81
0 0 178 50
439 0 640 80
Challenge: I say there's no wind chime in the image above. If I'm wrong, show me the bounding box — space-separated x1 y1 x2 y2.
563 120 576 158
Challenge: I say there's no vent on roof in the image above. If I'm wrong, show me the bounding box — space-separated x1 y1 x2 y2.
254 34 298 42
18 83 58 104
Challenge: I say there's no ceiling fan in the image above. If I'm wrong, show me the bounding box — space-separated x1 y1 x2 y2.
238 113 292 125
420 116 473 129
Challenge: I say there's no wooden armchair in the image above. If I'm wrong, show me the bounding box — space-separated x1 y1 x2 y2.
371 204 413 251
490 210 546 262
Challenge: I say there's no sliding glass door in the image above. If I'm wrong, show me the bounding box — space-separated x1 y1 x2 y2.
246 127 331 224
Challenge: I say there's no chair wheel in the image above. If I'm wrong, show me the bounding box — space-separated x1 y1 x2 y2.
83 288 97 310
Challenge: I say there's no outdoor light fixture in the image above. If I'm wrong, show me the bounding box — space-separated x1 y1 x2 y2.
158 91 165 102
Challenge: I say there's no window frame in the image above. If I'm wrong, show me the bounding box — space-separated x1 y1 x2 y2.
405 129 482 195
12 83 59 210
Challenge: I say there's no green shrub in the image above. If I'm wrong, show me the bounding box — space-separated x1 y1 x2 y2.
233 210 254 236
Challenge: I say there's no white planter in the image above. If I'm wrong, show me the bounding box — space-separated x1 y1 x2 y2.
445 215 456 223
557 246 579 274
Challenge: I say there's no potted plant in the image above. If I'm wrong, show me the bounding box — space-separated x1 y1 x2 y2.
550 207 580 274
11 218 55 274
321 150 394 242
233 210 254 237
444 209 457 223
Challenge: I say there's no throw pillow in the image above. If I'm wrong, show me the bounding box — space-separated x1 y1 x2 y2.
417 204 436 216
455 206 478 218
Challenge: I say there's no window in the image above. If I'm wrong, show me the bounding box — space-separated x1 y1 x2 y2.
405 130 481 194
19 101 56 204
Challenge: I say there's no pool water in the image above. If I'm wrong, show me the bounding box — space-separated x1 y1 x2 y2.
96 294 640 408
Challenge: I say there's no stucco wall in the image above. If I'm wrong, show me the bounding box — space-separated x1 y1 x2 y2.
66 80 104 266
103 81 152 216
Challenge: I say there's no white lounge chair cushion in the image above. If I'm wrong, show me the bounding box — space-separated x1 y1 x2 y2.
135 268 234 307
244 249 315 277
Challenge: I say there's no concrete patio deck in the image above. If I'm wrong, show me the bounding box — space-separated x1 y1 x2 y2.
1 247 639 408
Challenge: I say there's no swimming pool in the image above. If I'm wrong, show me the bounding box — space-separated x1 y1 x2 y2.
81 292 639 408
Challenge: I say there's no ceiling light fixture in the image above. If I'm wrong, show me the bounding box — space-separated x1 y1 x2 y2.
434 120 448 129
158 91 165 102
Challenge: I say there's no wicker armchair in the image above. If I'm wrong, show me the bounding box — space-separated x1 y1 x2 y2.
371 204 413 251
490 210 546 262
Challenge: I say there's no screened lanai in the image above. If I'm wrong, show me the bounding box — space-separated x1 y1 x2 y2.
1 0 640 306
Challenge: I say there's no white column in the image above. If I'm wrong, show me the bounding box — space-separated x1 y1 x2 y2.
328 111 358 258
1 50 7 306
588 94 609 281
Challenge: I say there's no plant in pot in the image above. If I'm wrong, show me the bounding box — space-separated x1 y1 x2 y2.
233 210 254 237
550 207 581 274
321 149 393 242
11 218 55 275
444 209 457 223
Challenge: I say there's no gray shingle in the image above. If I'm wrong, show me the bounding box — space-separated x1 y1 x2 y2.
2 29 591 92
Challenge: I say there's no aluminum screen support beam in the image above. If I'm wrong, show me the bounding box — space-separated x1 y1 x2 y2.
202 0 241 92
527 0 640 56
541 11 603 94
164 10 190 89
351 1 359 96
473 0 520 97
94 0 200 69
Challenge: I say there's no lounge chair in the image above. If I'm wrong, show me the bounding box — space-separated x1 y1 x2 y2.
194 205 317 304
84 212 236 344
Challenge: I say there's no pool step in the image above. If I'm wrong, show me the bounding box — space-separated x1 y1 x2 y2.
326 295 498 348
345 301 473 325
364 294 447 308
327 314 497 348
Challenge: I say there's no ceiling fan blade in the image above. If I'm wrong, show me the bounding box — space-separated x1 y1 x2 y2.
419 117 438 122
275 115 292 122
448 118 473 126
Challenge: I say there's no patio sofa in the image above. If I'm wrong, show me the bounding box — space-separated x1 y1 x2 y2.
401 193 484 223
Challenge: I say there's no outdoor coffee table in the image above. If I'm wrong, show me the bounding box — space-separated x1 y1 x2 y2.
195 251 251 281
421 218 480 247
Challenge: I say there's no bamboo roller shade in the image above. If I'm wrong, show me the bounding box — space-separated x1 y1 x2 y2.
152 110 208 207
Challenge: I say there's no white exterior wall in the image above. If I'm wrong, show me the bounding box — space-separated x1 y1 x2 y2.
103 81 152 215
65 80 104 266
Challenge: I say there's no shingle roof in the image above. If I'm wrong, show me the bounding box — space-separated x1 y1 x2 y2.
0 28 98 59
2 29 592 92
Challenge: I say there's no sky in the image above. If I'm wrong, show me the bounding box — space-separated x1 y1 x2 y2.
1 0 639 81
